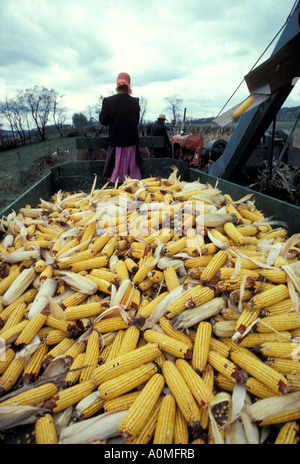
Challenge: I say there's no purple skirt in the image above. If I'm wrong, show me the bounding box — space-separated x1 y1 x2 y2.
109 145 142 184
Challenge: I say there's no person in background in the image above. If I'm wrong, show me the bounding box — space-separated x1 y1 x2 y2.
99 72 144 184
147 114 172 158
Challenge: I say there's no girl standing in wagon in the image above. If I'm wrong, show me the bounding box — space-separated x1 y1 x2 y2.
99 72 144 184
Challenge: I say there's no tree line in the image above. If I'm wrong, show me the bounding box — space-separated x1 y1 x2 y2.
0 84 186 151
0 86 67 149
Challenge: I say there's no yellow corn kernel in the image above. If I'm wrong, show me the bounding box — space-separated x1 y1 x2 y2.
209 337 230 358
92 342 161 385
163 267 180 292
80 222 96 250
119 373 165 441
93 316 129 334
14 312 48 347
43 338 75 366
267 357 300 375
199 364 214 431
34 260 46 273
1 382 58 407
257 341 300 359
256 312 300 333
192 321 212 373
57 249 96 269
70 256 109 274
153 393 176 445
216 373 235 392
77 395 105 420
136 292 168 319
162 237 187 257
43 380 96 413
159 316 193 348
201 250 228 282
118 325 140 356
23 344 48 382
143 329 192 360
274 421 299 444
60 291 88 309
61 340 86 366
99 236 118 258
245 377 275 399
64 301 110 320
245 284 290 311
0 348 15 375
176 359 214 407
233 306 261 340
39 264 53 281
239 331 291 348
166 285 215 319
55 238 80 258
173 406 189 444
80 330 100 383
98 363 157 401
35 413 58 444
0 357 26 394
132 256 157 286
223 222 249 246
105 330 125 362
162 360 201 432
0 268 21 295
128 397 162 444
0 302 27 334
207 350 246 384
64 353 86 387
230 347 290 395
103 391 140 413
258 269 287 284
115 259 129 282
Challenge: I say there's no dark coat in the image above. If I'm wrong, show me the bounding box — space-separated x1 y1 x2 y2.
99 93 144 178
99 94 140 147
146 120 172 157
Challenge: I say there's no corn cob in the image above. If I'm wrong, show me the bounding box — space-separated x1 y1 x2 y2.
92 342 161 385
118 325 140 356
174 406 189 444
165 285 215 319
192 321 212 373
22 344 49 383
14 311 48 347
153 394 176 444
245 284 290 311
43 380 96 413
0 382 58 407
200 250 228 283
274 421 299 444
98 363 157 401
35 414 58 444
103 391 140 413
128 397 162 444
176 359 214 407
207 350 247 384
0 356 26 394
230 348 290 395
119 373 165 441
162 360 201 432
143 329 192 359
79 330 100 382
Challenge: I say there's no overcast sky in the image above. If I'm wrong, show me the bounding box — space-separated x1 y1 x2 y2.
0 0 299 125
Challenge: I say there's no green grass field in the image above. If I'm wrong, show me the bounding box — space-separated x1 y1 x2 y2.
0 133 78 211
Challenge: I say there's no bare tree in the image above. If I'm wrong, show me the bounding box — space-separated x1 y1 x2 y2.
24 85 56 141
53 93 66 137
139 96 148 127
164 95 183 128
0 98 17 144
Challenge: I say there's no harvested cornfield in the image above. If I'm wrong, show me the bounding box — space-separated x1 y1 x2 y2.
0 167 300 445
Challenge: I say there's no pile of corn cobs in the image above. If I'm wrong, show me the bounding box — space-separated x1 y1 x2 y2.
0 167 300 445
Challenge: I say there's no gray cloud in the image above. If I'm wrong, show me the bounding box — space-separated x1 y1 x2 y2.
0 0 298 123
